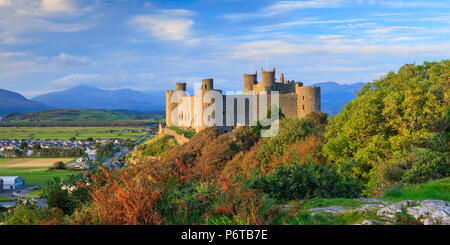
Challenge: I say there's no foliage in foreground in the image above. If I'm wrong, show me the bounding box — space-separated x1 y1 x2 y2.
249 157 363 201
323 60 449 192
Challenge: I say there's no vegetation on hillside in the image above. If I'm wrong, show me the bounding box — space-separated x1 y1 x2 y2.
1 60 448 225
130 134 177 162
323 60 449 193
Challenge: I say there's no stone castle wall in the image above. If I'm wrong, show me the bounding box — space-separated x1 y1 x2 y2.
165 68 321 131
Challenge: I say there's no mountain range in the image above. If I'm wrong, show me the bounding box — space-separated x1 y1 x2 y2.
31 85 165 112
0 89 53 116
0 82 365 116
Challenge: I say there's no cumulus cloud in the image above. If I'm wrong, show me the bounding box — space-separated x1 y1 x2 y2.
130 9 196 41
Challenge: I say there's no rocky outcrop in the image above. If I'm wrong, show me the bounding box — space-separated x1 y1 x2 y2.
297 199 450 225
406 200 450 225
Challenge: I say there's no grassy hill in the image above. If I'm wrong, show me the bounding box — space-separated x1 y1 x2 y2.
1 109 164 123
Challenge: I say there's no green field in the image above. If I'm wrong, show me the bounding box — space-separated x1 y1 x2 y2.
1 109 164 123
0 158 77 186
0 126 147 141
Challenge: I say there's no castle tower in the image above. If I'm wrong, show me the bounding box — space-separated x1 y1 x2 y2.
295 85 321 118
280 73 285 84
176 82 187 92
201 78 213 90
166 83 187 126
261 68 275 88
165 90 176 126
243 72 257 94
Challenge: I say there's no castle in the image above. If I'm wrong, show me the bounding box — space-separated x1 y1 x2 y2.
165 68 320 132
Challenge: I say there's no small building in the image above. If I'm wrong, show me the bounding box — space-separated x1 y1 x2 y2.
0 176 25 190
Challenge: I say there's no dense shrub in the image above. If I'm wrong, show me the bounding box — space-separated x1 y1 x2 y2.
68 164 285 225
43 176 89 215
402 149 450 184
257 118 316 165
52 161 66 170
2 205 63 225
323 60 449 186
249 158 362 201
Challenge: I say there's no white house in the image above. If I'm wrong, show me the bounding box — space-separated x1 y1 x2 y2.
0 176 25 190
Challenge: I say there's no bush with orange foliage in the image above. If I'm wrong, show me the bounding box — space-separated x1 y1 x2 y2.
278 134 324 165
70 166 163 225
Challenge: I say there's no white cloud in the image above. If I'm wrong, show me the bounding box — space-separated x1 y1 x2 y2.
222 0 346 22
52 53 91 66
368 0 450 8
130 9 195 41
0 51 27 58
365 26 417 34
41 0 77 13
256 18 366 32
266 0 345 13
0 0 10 7
232 40 303 58
49 71 158 90
51 73 103 87
0 0 99 44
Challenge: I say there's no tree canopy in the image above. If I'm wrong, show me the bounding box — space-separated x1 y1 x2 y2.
323 60 449 185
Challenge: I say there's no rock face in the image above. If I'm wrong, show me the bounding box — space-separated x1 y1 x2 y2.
297 199 450 225
406 200 450 225
376 204 404 219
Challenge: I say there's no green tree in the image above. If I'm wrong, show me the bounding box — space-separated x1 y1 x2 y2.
19 141 28 150
323 60 449 189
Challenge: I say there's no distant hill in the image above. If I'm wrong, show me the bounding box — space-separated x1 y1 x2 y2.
1 109 164 123
0 89 52 116
31 85 165 111
309 82 365 115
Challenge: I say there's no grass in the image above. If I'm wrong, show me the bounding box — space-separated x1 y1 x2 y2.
382 177 450 202
0 158 78 185
299 198 367 209
26 189 43 197
135 134 177 157
0 126 147 141
0 196 15 201
167 126 196 138
285 210 368 225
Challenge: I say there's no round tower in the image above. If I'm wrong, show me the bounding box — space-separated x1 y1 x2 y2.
261 68 275 88
165 90 177 126
243 73 257 94
295 86 321 118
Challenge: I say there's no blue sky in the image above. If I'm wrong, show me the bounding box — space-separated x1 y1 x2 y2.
0 0 449 98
